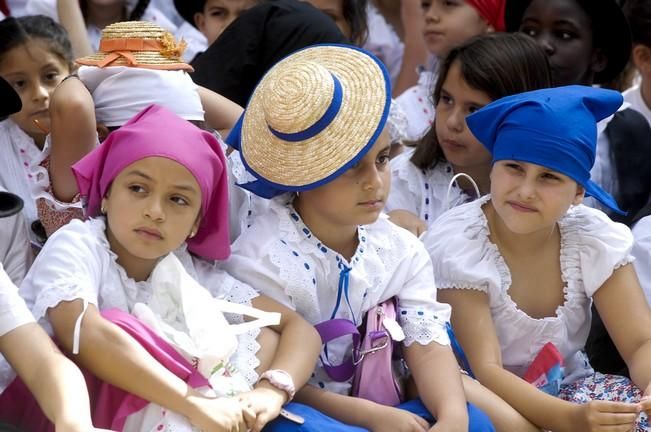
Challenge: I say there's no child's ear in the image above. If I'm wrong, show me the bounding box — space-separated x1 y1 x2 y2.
194 12 206 32
573 185 585 206
632 44 651 75
590 47 608 75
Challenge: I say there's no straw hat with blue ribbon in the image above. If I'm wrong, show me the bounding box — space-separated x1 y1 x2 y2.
227 44 391 198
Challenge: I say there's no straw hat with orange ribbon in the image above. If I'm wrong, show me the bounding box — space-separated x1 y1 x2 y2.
76 21 192 72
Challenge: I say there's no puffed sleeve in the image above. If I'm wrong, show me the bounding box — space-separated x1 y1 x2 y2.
633 216 651 304
571 205 634 297
0 264 35 337
19 219 103 325
422 198 503 302
392 235 451 347
385 150 420 215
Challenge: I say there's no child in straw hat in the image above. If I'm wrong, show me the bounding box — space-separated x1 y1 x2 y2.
223 43 498 432
36 20 243 238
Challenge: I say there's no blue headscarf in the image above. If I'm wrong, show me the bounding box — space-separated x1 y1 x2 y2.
466 85 625 215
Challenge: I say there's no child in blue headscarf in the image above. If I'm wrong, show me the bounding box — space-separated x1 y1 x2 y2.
423 85 651 432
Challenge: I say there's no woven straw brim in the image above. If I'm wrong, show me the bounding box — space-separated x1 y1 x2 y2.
240 46 388 187
76 21 192 72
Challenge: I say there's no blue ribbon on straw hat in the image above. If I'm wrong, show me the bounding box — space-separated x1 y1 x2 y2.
226 43 392 199
466 85 626 215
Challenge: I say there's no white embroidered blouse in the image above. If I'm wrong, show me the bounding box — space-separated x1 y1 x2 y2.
18 218 261 387
223 197 451 395
385 148 470 226
422 195 634 383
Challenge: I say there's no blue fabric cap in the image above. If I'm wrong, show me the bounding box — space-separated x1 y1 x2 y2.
466 85 626 215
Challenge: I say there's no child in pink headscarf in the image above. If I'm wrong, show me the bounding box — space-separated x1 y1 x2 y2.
395 0 506 141
5 104 320 432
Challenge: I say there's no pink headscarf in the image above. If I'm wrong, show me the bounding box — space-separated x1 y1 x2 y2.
466 0 506 32
72 104 230 260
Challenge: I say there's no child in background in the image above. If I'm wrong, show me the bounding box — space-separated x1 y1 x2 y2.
424 85 651 432
303 0 368 46
385 33 551 236
222 42 532 432
395 0 505 141
0 74 102 432
39 20 242 237
623 0 651 127
0 15 73 243
9 104 321 432
174 0 259 47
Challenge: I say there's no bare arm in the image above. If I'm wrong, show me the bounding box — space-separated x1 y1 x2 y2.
593 264 651 391
49 76 97 202
392 0 428 98
48 299 250 431
403 341 468 431
197 86 243 138
438 289 640 432
57 0 93 58
0 323 93 432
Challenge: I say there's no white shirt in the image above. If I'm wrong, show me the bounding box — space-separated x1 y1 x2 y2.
363 3 404 86
0 120 50 229
394 69 438 141
385 148 470 227
0 263 36 393
19 218 261 387
0 263 34 339
623 84 651 127
422 195 634 384
0 187 32 287
223 197 451 395
633 216 651 304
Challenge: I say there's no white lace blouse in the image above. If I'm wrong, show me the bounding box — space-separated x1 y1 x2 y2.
18 218 261 386
633 216 651 305
223 197 451 395
385 148 470 226
422 195 634 384
394 69 438 141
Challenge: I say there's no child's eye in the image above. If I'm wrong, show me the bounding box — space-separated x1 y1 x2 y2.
541 172 561 181
556 31 576 41
421 0 431 10
129 184 146 194
520 26 538 38
467 105 481 114
377 154 390 166
210 8 226 17
44 71 61 82
438 94 453 106
171 196 189 206
505 163 523 172
442 0 459 7
11 80 25 90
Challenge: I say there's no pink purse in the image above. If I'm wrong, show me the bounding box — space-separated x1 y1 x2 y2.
315 297 405 406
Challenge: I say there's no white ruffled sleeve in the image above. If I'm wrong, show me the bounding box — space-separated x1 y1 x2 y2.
385 149 421 215
633 216 651 305
19 219 103 325
422 198 502 300
572 205 634 297
393 237 451 347
0 264 35 337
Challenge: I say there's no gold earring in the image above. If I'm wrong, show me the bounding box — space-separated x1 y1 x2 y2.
100 204 106 215
189 231 197 238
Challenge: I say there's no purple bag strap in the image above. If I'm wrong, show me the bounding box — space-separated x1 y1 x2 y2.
314 318 360 382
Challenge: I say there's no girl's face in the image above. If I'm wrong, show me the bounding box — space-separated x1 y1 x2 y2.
518 0 603 86
490 160 584 235
302 0 351 40
103 157 202 265
195 0 259 45
295 130 391 229
421 0 489 58
434 60 492 170
0 39 70 143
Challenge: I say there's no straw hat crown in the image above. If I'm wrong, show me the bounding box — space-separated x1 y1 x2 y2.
76 21 192 71
236 44 391 195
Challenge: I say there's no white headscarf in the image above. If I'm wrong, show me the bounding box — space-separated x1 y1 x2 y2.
78 66 204 127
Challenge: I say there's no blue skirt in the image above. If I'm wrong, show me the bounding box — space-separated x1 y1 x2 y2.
264 399 495 431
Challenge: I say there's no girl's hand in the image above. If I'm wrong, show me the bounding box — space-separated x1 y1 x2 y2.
187 395 253 432
639 384 651 416
569 400 640 432
365 404 430 432
236 386 287 432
